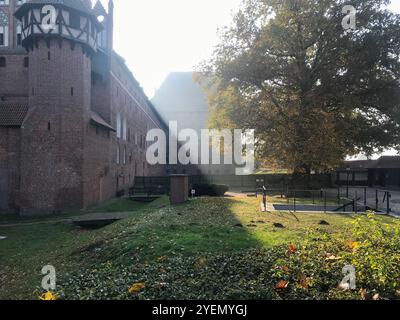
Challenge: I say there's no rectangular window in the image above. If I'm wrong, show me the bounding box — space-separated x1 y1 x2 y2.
116 113 121 139
16 25 22 46
0 25 7 47
69 11 80 29
123 117 127 140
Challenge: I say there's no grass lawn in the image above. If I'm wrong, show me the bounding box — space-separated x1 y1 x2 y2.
1 196 399 300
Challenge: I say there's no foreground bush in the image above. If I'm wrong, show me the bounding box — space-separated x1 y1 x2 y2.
191 184 229 197
271 214 400 300
55 214 400 300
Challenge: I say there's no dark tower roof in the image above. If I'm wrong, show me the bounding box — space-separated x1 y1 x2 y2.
93 0 107 16
15 0 103 52
15 0 96 18
30 0 91 12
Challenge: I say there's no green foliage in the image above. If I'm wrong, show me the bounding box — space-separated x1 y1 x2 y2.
191 184 230 197
348 214 400 297
2 197 400 300
270 215 400 300
201 0 400 173
58 250 280 300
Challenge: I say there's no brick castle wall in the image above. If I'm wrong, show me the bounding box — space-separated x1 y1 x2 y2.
0 1 168 215
19 39 91 215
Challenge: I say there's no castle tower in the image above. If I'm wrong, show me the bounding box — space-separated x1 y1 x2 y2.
14 0 103 214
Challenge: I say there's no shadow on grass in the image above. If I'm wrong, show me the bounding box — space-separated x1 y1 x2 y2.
2 196 392 299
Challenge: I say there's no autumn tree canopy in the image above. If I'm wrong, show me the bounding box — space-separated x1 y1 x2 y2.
201 0 400 174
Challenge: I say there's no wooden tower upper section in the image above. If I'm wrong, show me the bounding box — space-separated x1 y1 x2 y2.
14 0 103 53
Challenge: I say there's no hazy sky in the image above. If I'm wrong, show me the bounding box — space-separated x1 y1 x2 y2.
100 0 400 99
99 0 241 98
99 0 399 158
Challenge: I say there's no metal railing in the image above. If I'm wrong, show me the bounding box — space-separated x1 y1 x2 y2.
252 187 392 214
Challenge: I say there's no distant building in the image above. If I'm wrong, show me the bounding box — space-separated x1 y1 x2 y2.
152 72 237 176
336 156 400 188
0 0 166 215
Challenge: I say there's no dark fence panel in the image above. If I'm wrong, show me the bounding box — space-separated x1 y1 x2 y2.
135 174 333 191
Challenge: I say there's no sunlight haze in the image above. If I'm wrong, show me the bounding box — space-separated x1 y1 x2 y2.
99 0 241 97
102 0 400 98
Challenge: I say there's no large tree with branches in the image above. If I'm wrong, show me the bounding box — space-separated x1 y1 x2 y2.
201 0 400 174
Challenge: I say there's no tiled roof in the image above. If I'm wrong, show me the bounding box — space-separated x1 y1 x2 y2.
0 105 29 127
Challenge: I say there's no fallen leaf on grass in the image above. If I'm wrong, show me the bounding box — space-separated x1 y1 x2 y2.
325 253 342 261
276 280 289 290
298 274 311 289
128 283 146 294
39 291 58 301
344 240 359 251
281 266 290 273
338 282 350 291
287 244 297 254
195 257 208 269
360 289 369 300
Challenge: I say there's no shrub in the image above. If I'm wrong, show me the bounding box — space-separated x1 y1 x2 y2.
271 215 400 300
347 214 400 298
191 184 229 197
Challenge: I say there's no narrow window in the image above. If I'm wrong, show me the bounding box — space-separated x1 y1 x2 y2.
70 87 74 96
23 57 29 68
69 11 80 29
16 25 22 46
116 113 121 139
48 51 51 60
48 122 51 131
0 57 5 67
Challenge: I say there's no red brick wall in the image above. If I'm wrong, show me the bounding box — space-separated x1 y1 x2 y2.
0 52 29 104
19 39 91 215
0 127 21 213
0 25 167 215
107 54 166 195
